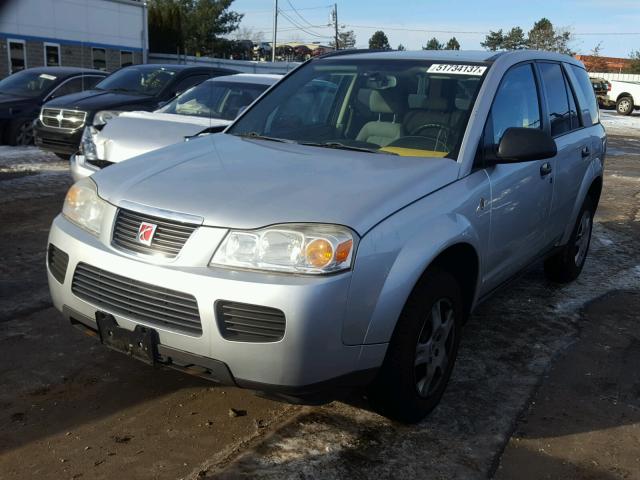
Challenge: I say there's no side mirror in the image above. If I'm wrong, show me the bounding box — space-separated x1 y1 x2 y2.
496 127 557 163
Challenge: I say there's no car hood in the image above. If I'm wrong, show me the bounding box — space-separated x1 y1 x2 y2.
93 133 458 235
43 90 154 112
95 112 230 163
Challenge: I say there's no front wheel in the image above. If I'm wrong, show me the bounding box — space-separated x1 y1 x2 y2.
616 96 634 116
544 197 594 283
367 268 463 423
8 119 35 146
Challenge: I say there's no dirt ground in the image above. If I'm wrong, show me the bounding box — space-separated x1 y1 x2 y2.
0 126 639 479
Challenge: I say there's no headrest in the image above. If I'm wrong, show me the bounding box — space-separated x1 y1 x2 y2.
455 96 472 110
358 88 372 107
408 94 448 111
369 89 399 114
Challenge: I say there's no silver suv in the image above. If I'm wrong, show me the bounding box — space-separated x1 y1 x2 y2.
47 50 605 423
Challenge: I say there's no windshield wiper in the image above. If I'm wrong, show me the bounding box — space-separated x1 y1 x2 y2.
300 141 398 155
234 132 293 144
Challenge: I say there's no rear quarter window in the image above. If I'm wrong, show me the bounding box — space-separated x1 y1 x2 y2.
567 64 599 127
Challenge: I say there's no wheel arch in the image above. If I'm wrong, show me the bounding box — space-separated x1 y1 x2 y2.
616 92 634 102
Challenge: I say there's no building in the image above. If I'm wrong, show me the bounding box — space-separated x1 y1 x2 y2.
0 0 148 78
575 54 631 74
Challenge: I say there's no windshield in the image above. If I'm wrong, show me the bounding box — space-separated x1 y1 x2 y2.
95 67 177 96
0 71 59 97
228 59 488 158
158 80 269 119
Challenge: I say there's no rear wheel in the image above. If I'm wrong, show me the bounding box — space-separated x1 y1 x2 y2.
544 197 594 283
368 268 463 423
616 96 634 116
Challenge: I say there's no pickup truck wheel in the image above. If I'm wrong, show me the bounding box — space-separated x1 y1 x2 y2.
544 197 594 283
8 119 35 146
367 268 463 423
616 96 634 116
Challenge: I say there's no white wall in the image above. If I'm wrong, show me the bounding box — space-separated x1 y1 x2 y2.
589 72 640 83
0 0 145 50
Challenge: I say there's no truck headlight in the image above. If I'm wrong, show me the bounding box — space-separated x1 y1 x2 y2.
211 224 356 274
80 127 98 160
62 178 107 236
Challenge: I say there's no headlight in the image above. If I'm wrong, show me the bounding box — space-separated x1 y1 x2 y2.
93 110 121 127
62 178 107 236
211 224 356 274
79 127 98 160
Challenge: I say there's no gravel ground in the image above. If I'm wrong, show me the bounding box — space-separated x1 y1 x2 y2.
0 124 639 479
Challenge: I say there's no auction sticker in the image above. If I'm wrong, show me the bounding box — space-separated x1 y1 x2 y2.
427 64 487 76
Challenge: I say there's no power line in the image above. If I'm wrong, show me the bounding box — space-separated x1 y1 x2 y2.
285 0 319 28
343 24 640 37
278 8 333 39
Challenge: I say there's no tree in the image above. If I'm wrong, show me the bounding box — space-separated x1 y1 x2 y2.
424 37 443 50
626 50 640 74
527 18 573 55
397 44 406 51
502 27 527 50
445 37 460 50
148 0 243 56
369 31 391 50
330 30 356 50
481 29 504 51
584 42 609 73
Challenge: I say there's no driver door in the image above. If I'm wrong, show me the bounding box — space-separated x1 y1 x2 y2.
482 63 555 291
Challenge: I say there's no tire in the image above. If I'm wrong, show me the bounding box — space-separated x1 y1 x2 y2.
8 118 35 146
544 197 594 283
367 268 464 423
616 96 634 116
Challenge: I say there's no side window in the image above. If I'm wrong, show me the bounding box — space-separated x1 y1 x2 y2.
172 75 209 97
83 76 103 90
564 73 580 130
490 63 541 145
50 77 84 99
567 64 599 127
539 63 573 137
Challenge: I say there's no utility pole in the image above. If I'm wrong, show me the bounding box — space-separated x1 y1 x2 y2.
333 4 339 50
271 0 278 62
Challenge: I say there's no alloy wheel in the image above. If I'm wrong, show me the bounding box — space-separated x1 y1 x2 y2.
414 298 456 398
574 210 592 266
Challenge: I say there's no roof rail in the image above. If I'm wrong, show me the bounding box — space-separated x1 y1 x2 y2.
318 48 380 59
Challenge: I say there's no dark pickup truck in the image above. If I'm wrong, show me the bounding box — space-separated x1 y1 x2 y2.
34 64 236 157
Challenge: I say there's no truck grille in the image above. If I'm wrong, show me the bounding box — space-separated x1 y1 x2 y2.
47 244 69 284
72 263 202 335
112 208 199 259
216 301 286 342
40 108 87 130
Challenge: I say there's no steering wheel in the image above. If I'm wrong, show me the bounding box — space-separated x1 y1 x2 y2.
410 123 453 151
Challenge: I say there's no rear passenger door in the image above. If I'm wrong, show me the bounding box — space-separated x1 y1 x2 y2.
536 62 592 244
482 63 555 290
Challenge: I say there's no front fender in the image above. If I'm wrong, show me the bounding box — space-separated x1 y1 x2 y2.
342 170 490 345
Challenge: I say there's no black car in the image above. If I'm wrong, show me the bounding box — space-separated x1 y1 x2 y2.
0 67 107 146
34 64 237 157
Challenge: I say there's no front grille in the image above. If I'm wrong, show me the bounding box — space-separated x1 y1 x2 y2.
47 244 69 283
41 108 87 130
112 208 199 259
216 301 286 342
72 263 202 335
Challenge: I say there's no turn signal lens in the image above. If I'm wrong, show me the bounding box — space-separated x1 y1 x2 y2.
335 239 353 263
305 239 334 268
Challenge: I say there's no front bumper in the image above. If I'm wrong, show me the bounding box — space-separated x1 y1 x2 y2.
34 121 83 155
47 213 386 394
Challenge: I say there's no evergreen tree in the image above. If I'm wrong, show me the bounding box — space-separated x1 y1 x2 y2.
369 31 391 50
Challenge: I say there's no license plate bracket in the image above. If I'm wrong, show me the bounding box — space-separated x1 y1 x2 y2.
96 312 159 365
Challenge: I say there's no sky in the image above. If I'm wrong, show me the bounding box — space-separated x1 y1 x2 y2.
229 0 640 58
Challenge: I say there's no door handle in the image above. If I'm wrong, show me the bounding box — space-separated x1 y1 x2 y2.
581 146 591 158
540 162 552 177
